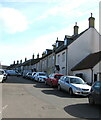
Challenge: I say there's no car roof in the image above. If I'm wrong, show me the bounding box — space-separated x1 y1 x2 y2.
0 69 5 72
52 73 64 75
62 75 82 79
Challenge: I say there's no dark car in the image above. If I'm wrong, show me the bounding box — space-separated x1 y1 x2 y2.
88 81 101 105
45 73 64 87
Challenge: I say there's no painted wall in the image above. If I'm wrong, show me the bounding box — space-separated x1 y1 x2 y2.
73 61 101 84
56 49 67 75
73 69 92 84
68 28 100 75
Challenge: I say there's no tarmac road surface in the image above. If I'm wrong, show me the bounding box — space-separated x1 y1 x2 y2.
1 76 101 119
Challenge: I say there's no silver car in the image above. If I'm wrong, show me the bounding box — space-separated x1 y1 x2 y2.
34 72 48 82
58 76 91 96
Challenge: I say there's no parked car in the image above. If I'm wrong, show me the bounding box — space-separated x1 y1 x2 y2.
45 73 64 87
30 72 37 80
58 76 91 96
15 71 22 77
88 81 101 105
25 72 32 79
0 69 7 82
34 72 48 82
6 70 18 76
22 70 31 78
0 70 4 83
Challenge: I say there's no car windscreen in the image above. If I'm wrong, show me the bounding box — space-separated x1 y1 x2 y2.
54 75 63 79
0 71 4 75
39 73 46 76
70 78 85 84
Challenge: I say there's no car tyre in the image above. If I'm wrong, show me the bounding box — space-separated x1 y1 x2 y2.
45 81 47 85
69 88 73 96
58 85 61 91
50 82 53 87
88 95 95 105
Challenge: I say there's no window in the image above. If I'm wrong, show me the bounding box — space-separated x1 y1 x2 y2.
58 55 60 64
65 77 69 83
94 74 97 82
54 75 63 79
64 39 67 45
56 42 59 47
62 52 65 62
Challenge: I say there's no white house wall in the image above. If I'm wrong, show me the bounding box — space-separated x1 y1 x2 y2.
56 49 67 75
73 69 92 84
68 28 100 75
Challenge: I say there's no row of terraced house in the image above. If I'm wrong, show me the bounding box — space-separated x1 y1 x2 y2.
8 14 101 84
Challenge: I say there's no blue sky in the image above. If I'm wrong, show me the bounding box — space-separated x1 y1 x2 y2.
0 0 100 66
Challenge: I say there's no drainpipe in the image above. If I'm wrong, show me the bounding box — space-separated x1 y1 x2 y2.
91 68 93 85
66 46 68 75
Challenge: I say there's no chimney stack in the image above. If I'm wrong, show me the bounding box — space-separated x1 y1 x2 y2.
32 54 34 59
88 13 95 28
37 53 39 59
13 61 15 65
74 22 79 35
25 57 27 62
20 60 22 64
17 60 19 64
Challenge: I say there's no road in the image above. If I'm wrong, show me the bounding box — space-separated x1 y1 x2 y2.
1 76 101 119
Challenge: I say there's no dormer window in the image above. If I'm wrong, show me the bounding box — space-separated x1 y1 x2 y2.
56 42 59 47
64 38 67 45
46 50 47 54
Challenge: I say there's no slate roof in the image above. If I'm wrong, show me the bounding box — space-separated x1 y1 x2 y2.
55 28 89 54
41 50 53 59
71 51 101 71
22 58 40 66
7 64 20 69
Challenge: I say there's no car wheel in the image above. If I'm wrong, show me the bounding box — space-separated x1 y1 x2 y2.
58 85 61 91
50 82 53 87
69 88 73 96
88 95 95 105
45 81 47 85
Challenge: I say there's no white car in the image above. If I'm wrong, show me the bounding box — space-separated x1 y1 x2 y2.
34 72 48 82
0 70 4 83
0 69 7 82
0 74 3 83
30 72 37 80
58 76 91 96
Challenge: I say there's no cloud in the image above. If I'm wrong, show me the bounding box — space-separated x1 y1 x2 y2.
0 6 29 34
1 0 61 2
34 0 99 23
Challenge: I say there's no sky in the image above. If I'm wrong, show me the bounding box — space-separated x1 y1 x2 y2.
0 0 100 66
